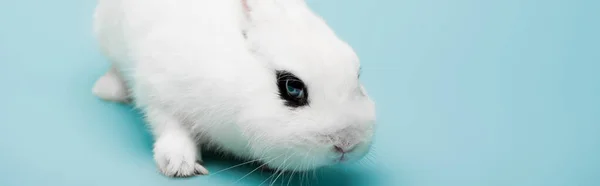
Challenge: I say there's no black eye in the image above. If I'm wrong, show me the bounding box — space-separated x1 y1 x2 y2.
276 70 309 107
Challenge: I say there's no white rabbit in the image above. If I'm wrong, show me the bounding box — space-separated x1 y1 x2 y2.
92 0 376 178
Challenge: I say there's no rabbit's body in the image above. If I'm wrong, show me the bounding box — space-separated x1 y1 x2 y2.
93 0 376 178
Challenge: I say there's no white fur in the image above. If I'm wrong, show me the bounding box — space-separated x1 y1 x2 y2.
240 0 377 170
93 0 376 177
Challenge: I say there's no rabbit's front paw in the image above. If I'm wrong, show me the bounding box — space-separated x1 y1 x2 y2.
153 133 208 177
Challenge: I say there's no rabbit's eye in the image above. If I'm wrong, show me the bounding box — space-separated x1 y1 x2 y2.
286 79 305 98
276 70 309 108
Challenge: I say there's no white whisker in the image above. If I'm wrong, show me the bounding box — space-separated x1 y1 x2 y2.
258 170 279 186
231 154 283 186
208 159 261 176
270 151 297 186
286 165 298 186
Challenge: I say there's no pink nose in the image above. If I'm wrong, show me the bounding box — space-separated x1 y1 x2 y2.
333 144 356 154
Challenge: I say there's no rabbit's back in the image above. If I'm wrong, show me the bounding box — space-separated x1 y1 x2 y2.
93 0 273 127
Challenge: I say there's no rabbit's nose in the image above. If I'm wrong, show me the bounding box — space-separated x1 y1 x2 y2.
333 143 357 154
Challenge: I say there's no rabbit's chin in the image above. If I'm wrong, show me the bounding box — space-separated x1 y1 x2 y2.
251 141 373 172
258 155 363 172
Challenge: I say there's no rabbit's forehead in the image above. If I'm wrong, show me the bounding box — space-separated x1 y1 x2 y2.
273 44 360 82
248 22 362 88
271 34 360 75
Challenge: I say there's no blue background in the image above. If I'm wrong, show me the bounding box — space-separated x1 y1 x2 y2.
1 0 599 185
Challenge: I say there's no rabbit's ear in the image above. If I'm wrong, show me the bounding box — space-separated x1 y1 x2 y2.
242 0 250 12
